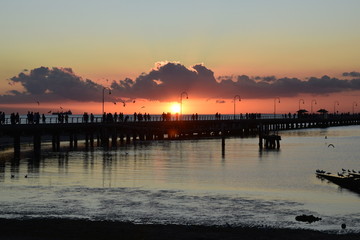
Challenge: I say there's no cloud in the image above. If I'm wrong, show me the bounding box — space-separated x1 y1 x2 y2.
343 71 360 78
2 62 360 104
216 74 360 99
1 67 105 103
111 61 219 101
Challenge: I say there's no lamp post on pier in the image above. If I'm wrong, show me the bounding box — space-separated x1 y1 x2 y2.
233 95 241 120
180 91 188 120
298 99 305 111
334 100 339 114
274 97 280 119
311 99 317 114
102 87 112 114
352 101 357 115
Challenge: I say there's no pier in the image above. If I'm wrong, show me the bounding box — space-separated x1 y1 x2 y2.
1 114 360 154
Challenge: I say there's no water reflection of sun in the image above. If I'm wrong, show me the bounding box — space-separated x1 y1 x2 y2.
170 103 181 114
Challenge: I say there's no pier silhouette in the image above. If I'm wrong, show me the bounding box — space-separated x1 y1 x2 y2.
1 114 360 154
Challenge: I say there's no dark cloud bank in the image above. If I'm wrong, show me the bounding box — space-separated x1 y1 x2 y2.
2 63 360 104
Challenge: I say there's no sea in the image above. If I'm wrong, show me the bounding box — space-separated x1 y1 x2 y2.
0 118 359 233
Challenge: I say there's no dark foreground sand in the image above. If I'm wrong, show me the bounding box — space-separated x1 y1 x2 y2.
0 218 359 240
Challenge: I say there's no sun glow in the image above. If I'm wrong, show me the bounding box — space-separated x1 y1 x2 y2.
170 102 181 114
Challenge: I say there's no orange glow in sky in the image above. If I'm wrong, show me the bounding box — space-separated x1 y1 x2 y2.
2 91 359 116
1 2 360 115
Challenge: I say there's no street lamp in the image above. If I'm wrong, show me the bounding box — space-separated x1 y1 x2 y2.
102 87 112 114
233 95 241 120
180 91 188 120
311 99 317 114
333 100 339 114
298 99 305 111
274 97 280 119
353 101 358 114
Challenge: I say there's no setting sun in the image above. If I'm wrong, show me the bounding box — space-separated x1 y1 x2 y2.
170 102 181 114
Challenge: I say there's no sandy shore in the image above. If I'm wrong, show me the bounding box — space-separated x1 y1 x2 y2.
0 218 359 240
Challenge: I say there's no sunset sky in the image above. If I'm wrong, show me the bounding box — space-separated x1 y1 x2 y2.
1 0 360 115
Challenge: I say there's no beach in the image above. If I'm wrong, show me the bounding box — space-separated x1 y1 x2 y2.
0 218 359 240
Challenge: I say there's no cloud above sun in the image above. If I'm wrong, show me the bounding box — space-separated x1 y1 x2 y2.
2 62 360 104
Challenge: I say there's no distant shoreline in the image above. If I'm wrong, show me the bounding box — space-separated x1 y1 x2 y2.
0 218 359 240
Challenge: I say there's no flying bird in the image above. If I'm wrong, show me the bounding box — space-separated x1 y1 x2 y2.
328 144 335 148
133 100 136 103
48 110 52 113
36 101 40 105
122 102 126 107
141 106 145 108
113 102 117 105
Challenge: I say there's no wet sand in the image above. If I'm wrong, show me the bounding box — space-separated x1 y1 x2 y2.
0 218 359 240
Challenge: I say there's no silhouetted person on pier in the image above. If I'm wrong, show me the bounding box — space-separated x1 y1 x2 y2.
15 113 20 124
134 112 137 122
215 112 222 120
137 112 143 121
10 113 16 125
83 112 89 123
0 111 5 124
34 112 40 124
42 114 46 123
90 113 94 123
107 113 113 122
27 111 34 124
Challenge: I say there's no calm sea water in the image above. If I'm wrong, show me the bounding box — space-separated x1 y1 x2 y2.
0 125 359 232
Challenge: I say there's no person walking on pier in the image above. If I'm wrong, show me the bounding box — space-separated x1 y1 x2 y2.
10 113 16 125
0 111 5 124
83 112 89 123
15 113 20 124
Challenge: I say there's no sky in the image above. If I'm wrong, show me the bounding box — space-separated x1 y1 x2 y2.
1 0 360 115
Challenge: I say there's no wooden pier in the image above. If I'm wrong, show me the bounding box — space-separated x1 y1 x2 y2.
1 115 360 154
